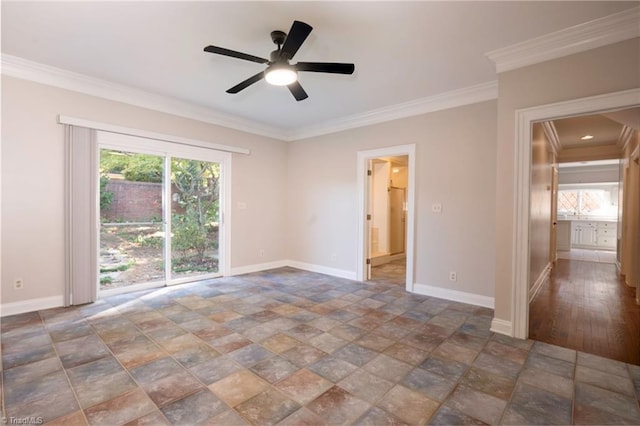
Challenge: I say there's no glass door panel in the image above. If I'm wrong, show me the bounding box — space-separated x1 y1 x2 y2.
170 158 221 281
99 148 165 291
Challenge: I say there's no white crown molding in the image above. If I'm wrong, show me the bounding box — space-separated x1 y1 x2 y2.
287 81 498 141
486 6 640 73
2 53 498 143
1 53 287 140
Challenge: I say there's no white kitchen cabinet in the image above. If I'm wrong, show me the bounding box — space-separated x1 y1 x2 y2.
570 220 617 250
556 221 571 251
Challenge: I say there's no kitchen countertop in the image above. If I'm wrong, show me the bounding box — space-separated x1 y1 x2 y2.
557 217 617 223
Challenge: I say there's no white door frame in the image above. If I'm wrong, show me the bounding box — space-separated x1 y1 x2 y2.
511 88 640 338
356 144 416 292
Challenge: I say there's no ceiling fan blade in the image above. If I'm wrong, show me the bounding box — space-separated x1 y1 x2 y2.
288 81 309 101
226 71 265 94
280 21 313 60
296 62 355 74
204 45 269 64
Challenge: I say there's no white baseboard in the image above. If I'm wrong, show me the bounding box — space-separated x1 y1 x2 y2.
490 318 513 336
286 260 357 280
230 260 289 276
412 283 494 309
529 262 552 302
1 295 65 317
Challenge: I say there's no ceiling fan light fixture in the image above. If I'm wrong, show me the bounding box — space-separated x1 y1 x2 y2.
265 65 297 86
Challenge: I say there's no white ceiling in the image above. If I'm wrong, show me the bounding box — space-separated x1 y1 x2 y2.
2 1 636 133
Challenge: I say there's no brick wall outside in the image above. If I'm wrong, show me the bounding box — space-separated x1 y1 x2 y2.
102 180 162 222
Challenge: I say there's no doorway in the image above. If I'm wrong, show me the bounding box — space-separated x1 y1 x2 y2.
512 90 640 362
356 145 415 291
97 131 230 297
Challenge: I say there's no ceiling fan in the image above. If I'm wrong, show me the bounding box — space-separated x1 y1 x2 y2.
204 20 355 101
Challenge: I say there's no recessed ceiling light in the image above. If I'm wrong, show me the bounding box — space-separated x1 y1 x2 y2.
581 135 594 140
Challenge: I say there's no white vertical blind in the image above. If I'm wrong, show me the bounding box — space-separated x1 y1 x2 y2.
65 125 98 305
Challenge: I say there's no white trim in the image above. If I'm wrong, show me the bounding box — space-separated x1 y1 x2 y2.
490 318 513 336
541 121 560 155
413 283 494 309
99 281 165 298
230 260 289 276
58 115 250 155
287 260 357 281
290 81 497 141
1 296 65 317
356 144 416 292
486 6 640 73
1 54 285 140
618 126 635 151
529 262 552 302
512 88 640 339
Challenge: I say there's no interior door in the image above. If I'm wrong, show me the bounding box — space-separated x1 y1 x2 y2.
389 187 406 255
550 166 558 264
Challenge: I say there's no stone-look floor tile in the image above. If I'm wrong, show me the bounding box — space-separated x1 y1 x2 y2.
308 317 343 332
278 407 329 426
209 369 270 407
576 365 635 396
575 382 640 423
490 333 534 351
261 333 300 354
329 324 368 341
338 368 394 403
2 344 57 370
420 355 469 381
308 332 348 353
112 336 167 369
577 351 630 377
516 366 574 399
308 356 359 383
402 367 457 402
45 410 88 426
129 356 184 385
573 403 640 425
307 386 370 425
432 341 480 365
447 331 488 351
4 370 79 423
156 333 202 354
276 369 333 405
363 354 412 383
383 343 430 366
532 341 577 364
142 370 203 407
250 356 299 383
209 332 253 354
377 384 439 425
123 411 171 426
211 409 251 425
235 388 300 426
282 344 327 367
173 342 220 368
355 333 395 352
333 343 377 367
460 367 515 400
228 343 274 367
188 354 242 385
84 388 156 426
482 341 528 365
444 385 507 425
473 352 523 380
353 406 409 426
67 356 138 409
160 389 227 424
286 324 324 341
508 382 572 425
525 352 575 379
2 357 62 386
55 334 111 369
47 320 94 343
429 405 487 425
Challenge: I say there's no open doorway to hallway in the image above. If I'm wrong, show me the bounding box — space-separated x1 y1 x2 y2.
528 108 640 364
356 144 415 291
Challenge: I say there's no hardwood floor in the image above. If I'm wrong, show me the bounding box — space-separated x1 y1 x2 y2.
529 258 640 365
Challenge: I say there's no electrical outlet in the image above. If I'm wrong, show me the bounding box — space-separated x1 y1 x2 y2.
432 203 442 213
259 249 265 258
14 279 24 290
331 253 337 261
449 272 457 281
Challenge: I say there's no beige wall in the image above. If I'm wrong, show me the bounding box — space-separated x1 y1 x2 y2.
621 130 640 290
494 38 640 322
1 76 288 305
287 100 497 298
529 123 553 290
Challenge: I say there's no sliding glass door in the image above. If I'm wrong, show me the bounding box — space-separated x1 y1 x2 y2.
97 132 227 295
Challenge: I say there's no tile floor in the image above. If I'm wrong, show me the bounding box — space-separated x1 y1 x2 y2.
557 248 617 264
1 267 640 425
